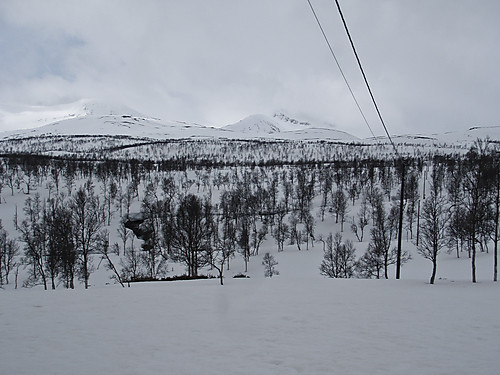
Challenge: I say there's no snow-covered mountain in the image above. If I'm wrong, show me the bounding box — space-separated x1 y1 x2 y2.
221 113 360 141
223 114 283 135
0 101 360 142
1 100 499 148
0 100 221 140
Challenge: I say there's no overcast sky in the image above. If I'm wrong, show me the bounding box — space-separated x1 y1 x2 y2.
1 0 499 138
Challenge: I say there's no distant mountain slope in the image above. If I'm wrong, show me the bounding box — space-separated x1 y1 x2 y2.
380 126 500 149
5 114 219 140
0 99 144 132
223 114 282 135
222 113 360 141
0 99 221 140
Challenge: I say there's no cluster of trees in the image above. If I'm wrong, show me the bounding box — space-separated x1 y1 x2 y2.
417 141 500 283
17 181 105 289
319 183 412 280
318 141 500 284
0 220 19 286
319 233 356 278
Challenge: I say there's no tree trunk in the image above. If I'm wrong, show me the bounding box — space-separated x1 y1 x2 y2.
472 246 476 283
430 258 437 285
384 247 389 280
472 209 477 283
494 238 498 282
84 253 89 289
396 161 405 279
416 200 420 247
494 175 499 282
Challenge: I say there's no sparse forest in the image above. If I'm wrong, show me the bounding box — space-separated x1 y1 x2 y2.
1 135 499 289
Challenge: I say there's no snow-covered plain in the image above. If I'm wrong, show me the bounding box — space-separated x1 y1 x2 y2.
1 247 499 375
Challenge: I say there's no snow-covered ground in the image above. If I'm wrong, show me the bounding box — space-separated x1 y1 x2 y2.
1 274 498 375
1 242 499 375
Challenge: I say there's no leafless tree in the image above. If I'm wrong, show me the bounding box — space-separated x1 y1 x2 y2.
262 252 279 277
171 194 211 277
417 175 449 284
0 221 19 286
71 181 104 289
320 232 356 278
19 194 48 289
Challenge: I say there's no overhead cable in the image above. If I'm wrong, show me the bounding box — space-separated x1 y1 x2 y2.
333 0 400 156
305 0 377 140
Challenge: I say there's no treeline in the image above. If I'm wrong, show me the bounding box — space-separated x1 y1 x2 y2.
1 139 499 288
0 133 461 166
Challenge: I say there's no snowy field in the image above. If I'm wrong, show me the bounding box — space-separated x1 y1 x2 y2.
1 247 499 375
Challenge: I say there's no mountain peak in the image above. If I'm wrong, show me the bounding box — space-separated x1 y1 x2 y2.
80 99 144 117
222 114 282 135
272 113 310 127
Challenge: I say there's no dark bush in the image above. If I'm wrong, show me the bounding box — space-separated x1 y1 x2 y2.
233 273 250 279
129 274 216 283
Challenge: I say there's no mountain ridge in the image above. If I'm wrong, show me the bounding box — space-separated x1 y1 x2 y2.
1 100 499 147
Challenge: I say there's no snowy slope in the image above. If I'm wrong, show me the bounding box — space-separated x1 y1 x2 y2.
378 126 500 149
0 99 222 140
439 126 500 145
0 99 143 131
5 114 220 139
222 113 360 141
223 114 282 134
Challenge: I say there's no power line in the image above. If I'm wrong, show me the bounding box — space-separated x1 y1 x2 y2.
333 0 400 157
305 0 377 140
332 1 404 280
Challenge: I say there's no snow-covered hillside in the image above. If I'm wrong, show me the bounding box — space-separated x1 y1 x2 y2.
0 99 223 140
222 113 360 141
384 126 500 149
0 99 143 132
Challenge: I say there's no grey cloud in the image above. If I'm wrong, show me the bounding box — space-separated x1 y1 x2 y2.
0 0 499 137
